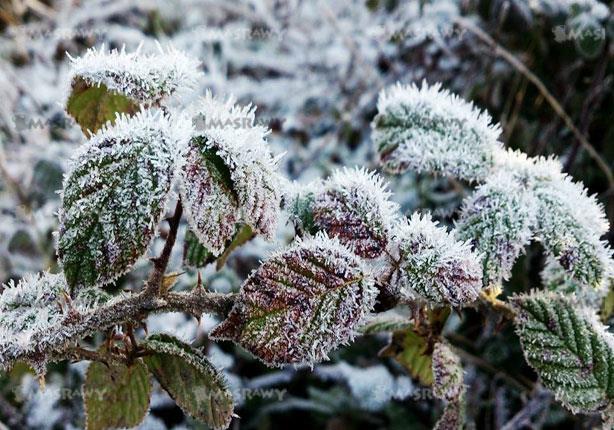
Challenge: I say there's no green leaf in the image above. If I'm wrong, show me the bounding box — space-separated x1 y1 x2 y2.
84 358 151 430
183 229 215 268
142 334 234 430
210 234 376 366
183 224 255 270
58 111 176 290
511 291 614 415
66 77 138 136
380 326 434 386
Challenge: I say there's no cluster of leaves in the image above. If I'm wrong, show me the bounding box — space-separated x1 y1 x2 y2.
373 79 614 426
0 24 612 429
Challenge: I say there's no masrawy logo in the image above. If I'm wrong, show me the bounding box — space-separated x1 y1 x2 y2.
552 24 606 42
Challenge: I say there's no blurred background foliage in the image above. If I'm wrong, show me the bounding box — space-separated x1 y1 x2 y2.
0 0 613 428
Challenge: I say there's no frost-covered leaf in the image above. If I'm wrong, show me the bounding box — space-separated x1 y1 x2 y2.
387 214 482 307
288 168 398 258
179 93 282 255
179 139 239 255
541 257 607 309
68 44 199 105
66 77 139 136
0 272 113 371
468 149 614 289
210 233 376 366
142 333 233 430
380 327 433 386
372 81 502 182
431 342 466 430
534 175 613 288
0 272 66 337
511 291 614 414
456 171 537 287
84 358 151 430
432 342 464 402
58 110 189 290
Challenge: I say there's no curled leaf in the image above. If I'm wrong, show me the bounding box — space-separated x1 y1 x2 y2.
432 342 464 402
68 44 199 105
456 171 537 287
180 140 239 255
179 93 282 255
210 233 376 366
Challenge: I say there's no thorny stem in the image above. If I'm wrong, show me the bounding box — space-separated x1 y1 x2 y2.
0 197 238 370
1 288 236 370
144 199 183 298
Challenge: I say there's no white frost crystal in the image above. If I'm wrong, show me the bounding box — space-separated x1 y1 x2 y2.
372 81 502 182
68 44 200 104
456 148 614 289
0 272 65 337
387 213 483 306
179 92 282 255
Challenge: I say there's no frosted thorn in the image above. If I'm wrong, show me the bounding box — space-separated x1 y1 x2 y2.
197 271 205 291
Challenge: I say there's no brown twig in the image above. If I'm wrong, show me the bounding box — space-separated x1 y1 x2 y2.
501 387 552 430
144 199 183 298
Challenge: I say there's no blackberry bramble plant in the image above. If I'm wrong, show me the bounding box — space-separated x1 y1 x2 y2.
0 46 612 429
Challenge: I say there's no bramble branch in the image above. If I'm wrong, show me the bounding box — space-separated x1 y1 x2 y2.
0 287 236 371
